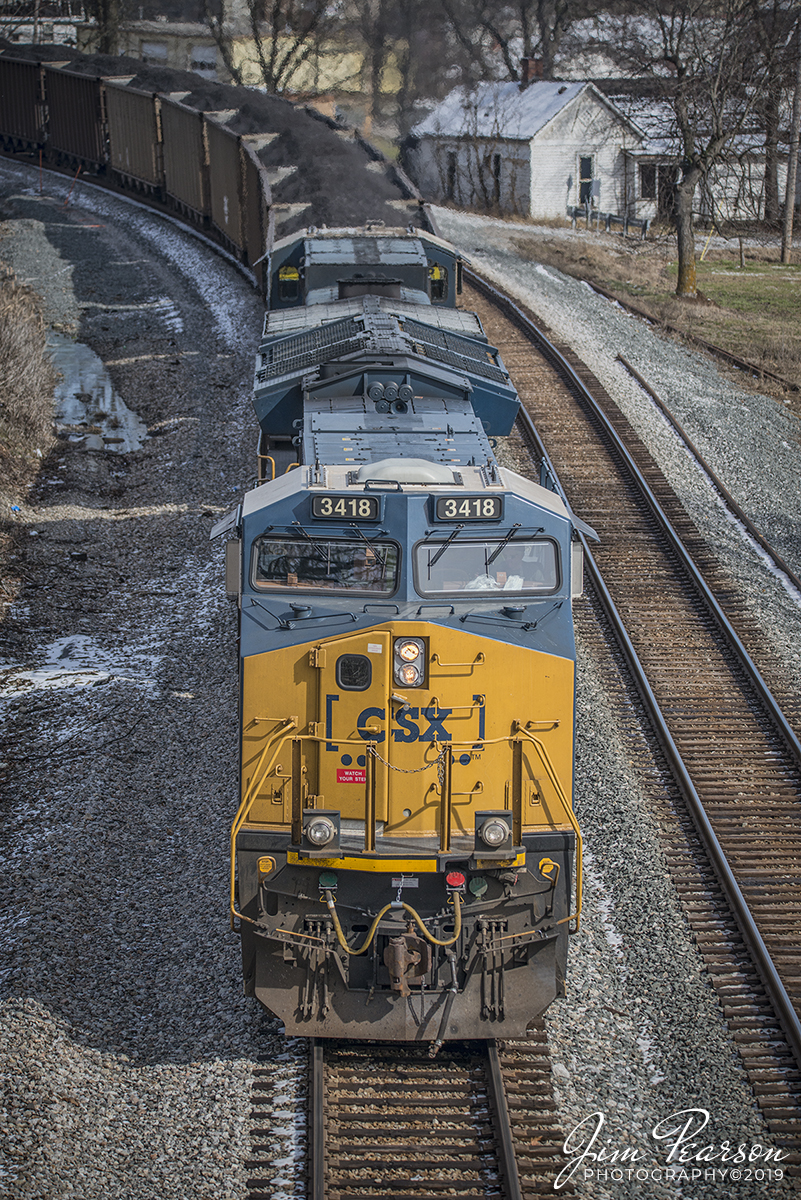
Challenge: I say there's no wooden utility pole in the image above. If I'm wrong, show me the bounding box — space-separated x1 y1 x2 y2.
781 31 801 264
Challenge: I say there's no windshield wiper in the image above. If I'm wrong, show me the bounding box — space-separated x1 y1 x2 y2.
348 522 389 570
289 522 335 572
427 523 465 569
485 523 523 566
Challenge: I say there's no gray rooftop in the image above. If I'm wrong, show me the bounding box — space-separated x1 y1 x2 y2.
412 79 642 143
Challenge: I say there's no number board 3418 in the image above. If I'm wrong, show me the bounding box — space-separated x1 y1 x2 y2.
311 495 380 520
435 495 504 521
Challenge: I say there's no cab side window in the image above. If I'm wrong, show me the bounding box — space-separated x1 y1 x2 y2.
278 265 300 302
428 263 448 303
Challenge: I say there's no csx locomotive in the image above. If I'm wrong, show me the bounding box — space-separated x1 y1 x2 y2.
214 226 588 1045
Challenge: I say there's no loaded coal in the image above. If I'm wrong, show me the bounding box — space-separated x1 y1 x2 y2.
0 41 422 238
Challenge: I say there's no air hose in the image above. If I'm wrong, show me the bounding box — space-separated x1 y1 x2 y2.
323 889 462 955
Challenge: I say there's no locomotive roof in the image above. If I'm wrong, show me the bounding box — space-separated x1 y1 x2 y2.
263 297 485 341
302 395 493 467
302 235 429 268
269 225 462 260
238 463 573 525
255 299 508 391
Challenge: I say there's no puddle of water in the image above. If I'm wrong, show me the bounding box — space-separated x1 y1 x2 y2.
0 634 162 696
48 332 148 453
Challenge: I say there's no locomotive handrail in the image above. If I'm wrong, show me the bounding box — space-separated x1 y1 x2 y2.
515 724 583 930
232 725 577 925
230 720 298 927
430 651 486 668
258 454 276 482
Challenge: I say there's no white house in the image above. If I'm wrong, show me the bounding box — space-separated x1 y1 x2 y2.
404 79 648 220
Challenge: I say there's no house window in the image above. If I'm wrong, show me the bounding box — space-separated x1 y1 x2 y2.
446 151 457 201
141 42 168 65
640 164 657 200
191 46 217 79
579 156 594 205
657 166 676 216
575 159 594 206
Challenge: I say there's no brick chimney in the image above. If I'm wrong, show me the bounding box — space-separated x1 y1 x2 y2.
520 57 543 87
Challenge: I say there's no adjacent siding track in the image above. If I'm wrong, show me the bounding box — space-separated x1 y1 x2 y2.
584 277 800 395
463 271 801 1167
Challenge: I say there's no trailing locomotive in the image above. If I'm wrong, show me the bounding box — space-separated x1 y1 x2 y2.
214 226 589 1045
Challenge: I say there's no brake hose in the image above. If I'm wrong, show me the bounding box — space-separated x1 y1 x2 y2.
323 889 462 954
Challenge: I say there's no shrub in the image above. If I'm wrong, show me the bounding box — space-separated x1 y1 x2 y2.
0 266 56 487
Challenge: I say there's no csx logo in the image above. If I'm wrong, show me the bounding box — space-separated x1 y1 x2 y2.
358 705 452 743
324 693 486 747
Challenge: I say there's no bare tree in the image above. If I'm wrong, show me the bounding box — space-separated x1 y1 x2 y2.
204 0 332 92
86 0 121 54
204 0 245 84
782 25 801 261
438 0 590 83
594 1 778 297
748 0 799 223
350 0 391 120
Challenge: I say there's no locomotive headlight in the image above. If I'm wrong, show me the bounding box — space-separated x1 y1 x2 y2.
479 818 511 848
306 817 336 847
394 637 426 688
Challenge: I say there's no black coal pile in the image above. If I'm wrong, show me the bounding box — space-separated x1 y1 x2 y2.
0 42 422 236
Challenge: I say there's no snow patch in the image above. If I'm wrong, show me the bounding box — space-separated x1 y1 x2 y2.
0 634 162 696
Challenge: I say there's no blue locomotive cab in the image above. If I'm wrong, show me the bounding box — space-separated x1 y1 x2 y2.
268 228 463 310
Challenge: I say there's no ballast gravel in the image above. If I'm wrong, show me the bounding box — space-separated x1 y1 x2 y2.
0 163 795 1200
437 207 800 1198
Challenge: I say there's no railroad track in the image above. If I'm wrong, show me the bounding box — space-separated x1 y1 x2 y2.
246 269 801 1198
246 1030 569 1199
464 273 801 1169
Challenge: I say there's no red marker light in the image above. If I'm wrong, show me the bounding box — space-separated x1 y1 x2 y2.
445 871 466 889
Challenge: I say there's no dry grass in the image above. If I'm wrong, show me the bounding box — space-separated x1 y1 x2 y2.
511 229 801 396
0 263 57 492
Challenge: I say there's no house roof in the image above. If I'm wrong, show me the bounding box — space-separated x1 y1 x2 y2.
411 79 640 142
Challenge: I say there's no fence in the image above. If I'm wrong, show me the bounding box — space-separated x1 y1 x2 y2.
567 203 650 240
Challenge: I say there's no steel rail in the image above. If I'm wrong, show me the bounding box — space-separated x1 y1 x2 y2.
616 352 801 596
310 1039 325 1200
485 1041 523 1200
306 1038 541 1199
485 284 801 1070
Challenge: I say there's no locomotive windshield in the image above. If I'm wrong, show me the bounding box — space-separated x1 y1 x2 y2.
252 536 399 594
414 536 559 595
